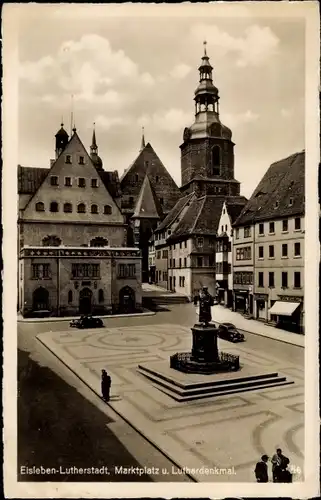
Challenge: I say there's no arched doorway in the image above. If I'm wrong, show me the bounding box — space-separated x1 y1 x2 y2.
79 288 92 314
119 286 135 313
33 287 49 311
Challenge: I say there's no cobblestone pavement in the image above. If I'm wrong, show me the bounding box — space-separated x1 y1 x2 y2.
36 321 304 483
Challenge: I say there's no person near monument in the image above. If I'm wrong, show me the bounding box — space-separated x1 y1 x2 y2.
254 454 269 482
198 286 214 326
101 369 111 402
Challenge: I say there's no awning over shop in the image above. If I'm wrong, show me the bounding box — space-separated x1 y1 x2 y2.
269 301 300 316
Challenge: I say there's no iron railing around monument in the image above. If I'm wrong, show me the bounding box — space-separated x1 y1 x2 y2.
170 351 240 372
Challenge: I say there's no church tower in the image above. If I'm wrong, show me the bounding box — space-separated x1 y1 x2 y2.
180 42 240 197
90 123 103 171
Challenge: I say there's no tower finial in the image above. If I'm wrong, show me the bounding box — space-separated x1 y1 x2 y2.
140 126 146 151
203 40 207 56
91 122 97 150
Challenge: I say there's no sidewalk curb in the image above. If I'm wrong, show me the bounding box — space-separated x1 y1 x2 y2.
18 310 156 323
36 335 196 483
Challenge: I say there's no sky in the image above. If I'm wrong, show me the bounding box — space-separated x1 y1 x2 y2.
17 4 305 198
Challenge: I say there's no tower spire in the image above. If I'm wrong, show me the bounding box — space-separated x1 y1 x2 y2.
203 40 207 56
140 127 146 151
90 122 103 170
91 122 97 150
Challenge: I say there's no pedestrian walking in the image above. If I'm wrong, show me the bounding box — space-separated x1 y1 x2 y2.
254 454 269 482
271 448 290 482
101 369 111 402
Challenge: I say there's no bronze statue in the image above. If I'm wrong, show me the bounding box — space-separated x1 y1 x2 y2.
198 286 214 326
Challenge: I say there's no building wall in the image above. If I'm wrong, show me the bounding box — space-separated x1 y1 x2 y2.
232 223 254 313
254 216 304 325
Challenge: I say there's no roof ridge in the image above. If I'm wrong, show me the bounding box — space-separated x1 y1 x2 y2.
191 196 207 233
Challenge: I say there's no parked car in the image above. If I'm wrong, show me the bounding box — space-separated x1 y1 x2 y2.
217 323 245 342
70 315 104 329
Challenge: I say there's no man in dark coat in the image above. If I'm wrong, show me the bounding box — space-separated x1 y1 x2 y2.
271 448 290 482
254 454 269 482
101 369 111 402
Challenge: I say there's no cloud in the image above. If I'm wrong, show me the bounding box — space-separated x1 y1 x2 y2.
94 115 127 131
170 63 192 80
223 110 259 127
191 24 279 67
19 34 147 106
138 108 193 133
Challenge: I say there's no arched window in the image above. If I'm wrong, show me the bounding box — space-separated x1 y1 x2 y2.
98 289 104 303
77 203 86 213
36 202 45 212
90 237 108 247
68 290 73 304
212 146 221 176
64 203 72 213
50 201 59 212
91 204 98 214
42 235 62 247
104 205 112 215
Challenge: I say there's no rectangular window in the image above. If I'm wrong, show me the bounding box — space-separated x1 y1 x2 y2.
209 255 214 267
294 242 301 256
294 217 301 230
184 257 187 267
78 178 86 188
173 259 176 268
258 246 264 259
268 272 275 288
197 257 203 267
65 177 72 186
65 155 72 164
79 156 84 165
282 271 288 288
258 272 264 288
160 198 164 205
173 276 176 287
91 178 98 188
235 228 240 239
294 271 301 288
157 251 161 259
169 259 172 268
162 250 168 259
197 237 204 247
244 226 251 238
269 222 275 234
259 223 264 235
71 263 100 279
179 242 182 249
269 245 275 258
179 276 185 287
50 176 58 186
282 219 288 232
282 243 288 257
32 264 51 279
184 240 187 248
117 263 136 279
179 258 182 268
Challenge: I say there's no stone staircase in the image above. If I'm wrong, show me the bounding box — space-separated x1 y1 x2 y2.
137 363 294 402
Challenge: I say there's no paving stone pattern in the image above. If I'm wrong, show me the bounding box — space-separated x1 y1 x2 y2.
37 324 304 483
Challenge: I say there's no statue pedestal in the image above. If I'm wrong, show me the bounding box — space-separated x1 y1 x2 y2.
191 324 219 362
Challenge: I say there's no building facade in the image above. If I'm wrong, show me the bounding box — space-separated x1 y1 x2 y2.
18 126 142 317
233 151 305 333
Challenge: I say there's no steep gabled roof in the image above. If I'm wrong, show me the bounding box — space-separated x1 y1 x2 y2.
225 196 248 223
18 165 49 194
155 192 195 232
99 170 121 198
132 174 163 219
234 151 305 226
168 195 227 240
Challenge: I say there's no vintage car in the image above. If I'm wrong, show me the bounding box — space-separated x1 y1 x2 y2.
217 323 245 342
70 315 104 329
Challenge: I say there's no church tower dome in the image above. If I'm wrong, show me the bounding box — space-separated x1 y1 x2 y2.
55 123 69 158
90 123 103 170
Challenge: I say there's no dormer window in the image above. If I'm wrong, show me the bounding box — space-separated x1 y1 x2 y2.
289 198 293 206
65 155 72 164
91 178 98 188
197 237 204 247
91 204 98 214
104 205 112 215
36 202 45 212
50 202 59 212
50 176 58 186
78 178 86 188
78 155 84 165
